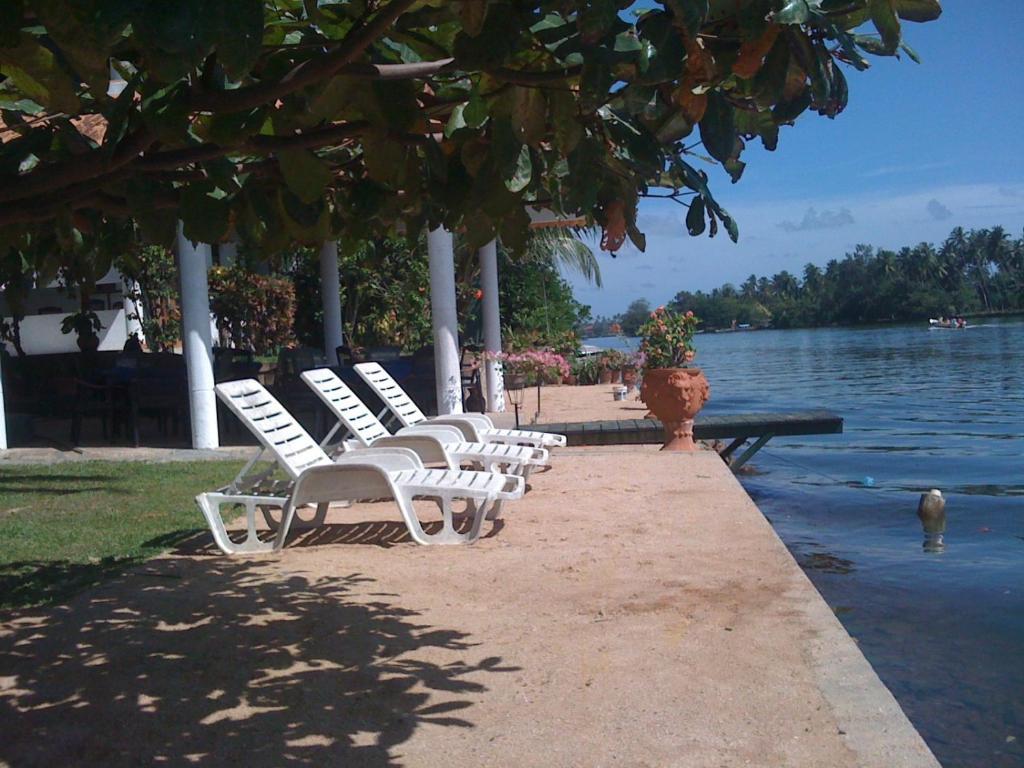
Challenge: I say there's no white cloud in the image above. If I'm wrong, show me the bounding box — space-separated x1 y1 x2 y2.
859 160 955 179
778 207 856 232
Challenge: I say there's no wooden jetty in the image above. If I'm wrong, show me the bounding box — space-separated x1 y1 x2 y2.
532 409 843 469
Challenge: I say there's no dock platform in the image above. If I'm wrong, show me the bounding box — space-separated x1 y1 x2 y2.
533 409 843 468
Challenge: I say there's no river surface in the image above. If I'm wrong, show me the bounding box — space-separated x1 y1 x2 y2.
587 319 1024 768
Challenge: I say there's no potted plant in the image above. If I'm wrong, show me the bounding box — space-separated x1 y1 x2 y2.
637 307 709 451
597 349 625 384
621 350 644 391
60 310 103 353
570 355 600 385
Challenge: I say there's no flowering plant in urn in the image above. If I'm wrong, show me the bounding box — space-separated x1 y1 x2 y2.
638 308 710 451
637 307 699 368
493 348 570 385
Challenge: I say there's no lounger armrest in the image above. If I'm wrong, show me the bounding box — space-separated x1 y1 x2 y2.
369 434 457 470
496 473 526 500
396 424 467 443
331 446 425 472
451 413 495 428
423 417 484 442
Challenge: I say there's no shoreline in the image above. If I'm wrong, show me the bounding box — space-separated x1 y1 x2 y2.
584 310 1024 338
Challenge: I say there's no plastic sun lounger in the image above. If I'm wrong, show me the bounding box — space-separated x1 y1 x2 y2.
301 368 549 484
195 379 524 555
353 361 568 450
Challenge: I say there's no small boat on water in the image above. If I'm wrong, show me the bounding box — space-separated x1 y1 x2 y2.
929 318 969 330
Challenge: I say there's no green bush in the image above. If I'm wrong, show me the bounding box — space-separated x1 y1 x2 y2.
570 355 601 384
209 265 296 354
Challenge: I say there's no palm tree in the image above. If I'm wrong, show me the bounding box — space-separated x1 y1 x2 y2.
525 227 603 287
802 263 823 295
455 228 602 291
771 270 799 299
741 274 758 299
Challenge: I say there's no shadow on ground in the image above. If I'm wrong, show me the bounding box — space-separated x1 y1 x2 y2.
0 555 515 766
0 531 203 611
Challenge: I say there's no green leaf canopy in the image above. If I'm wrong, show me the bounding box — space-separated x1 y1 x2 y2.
0 0 941 266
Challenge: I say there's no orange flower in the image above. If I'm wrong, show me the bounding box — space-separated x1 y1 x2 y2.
474 288 483 300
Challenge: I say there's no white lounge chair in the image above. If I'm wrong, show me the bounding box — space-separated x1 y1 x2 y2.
196 379 524 555
353 361 568 449
300 368 549 481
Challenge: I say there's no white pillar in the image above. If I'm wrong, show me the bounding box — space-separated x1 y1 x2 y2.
478 239 505 412
319 240 344 363
177 221 219 449
427 226 463 415
122 277 145 343
0 352 7 450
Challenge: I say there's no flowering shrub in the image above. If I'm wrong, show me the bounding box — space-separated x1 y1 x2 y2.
637 307 700 370
598 348 627 370
209 266 296 354
494 347 570 384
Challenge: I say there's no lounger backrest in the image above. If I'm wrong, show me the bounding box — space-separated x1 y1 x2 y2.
216 379 332 480
300 368 390 446
354 362 427 427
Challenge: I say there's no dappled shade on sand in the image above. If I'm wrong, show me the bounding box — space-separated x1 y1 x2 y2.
0 550 516 766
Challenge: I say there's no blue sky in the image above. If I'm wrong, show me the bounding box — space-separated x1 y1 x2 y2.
568 2 1024 317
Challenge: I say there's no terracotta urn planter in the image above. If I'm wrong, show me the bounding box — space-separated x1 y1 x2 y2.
640 367 711 451
598 367 616 384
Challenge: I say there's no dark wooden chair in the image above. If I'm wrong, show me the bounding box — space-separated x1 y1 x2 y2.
127 353 189 445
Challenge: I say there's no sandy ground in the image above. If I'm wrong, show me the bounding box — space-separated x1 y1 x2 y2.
490 383 653 427
0 448 937 767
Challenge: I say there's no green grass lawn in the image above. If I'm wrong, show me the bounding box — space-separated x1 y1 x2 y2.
0 460 243 611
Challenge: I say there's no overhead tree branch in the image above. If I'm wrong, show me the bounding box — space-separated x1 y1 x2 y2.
0 127 155 205
188 0 418 114
0 121 381 226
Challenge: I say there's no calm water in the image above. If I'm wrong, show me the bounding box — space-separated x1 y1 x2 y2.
589 319 1024 768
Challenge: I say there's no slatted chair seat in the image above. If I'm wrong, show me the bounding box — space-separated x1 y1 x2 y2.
353 361 567 449
196 379 524 555
300 369 548 491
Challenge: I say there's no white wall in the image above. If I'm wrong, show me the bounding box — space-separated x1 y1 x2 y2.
2 309 129 355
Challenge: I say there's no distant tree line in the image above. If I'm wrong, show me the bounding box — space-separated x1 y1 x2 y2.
588 226 1024 334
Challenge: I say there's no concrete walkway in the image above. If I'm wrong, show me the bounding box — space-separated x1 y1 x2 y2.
0 448 939 767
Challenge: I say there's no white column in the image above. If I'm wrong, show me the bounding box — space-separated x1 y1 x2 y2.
177 221 219 449
478 239 505 412
427 226 463 415
122 277 145 343
0 352 7 450
319 240 344 363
